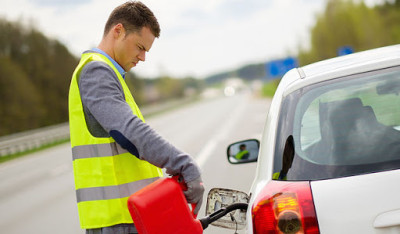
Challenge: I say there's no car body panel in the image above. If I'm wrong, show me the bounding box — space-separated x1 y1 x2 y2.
246 67 309 233
311 169 400 234
246 68 301 234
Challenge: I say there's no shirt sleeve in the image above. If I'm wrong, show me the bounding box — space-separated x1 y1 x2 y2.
78 61 201 182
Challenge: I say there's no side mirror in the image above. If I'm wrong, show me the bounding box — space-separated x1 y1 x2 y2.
205 188 249 230
227 139 259 164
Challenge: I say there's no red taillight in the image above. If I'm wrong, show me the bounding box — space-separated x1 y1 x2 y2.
252 181 319 234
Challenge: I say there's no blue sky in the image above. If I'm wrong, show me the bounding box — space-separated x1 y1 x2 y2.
0 0 383 78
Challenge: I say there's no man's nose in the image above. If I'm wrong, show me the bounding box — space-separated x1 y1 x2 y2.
138 51 146 61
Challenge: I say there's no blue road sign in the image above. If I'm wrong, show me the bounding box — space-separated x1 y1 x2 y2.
265 57 298 79
337 46 354 56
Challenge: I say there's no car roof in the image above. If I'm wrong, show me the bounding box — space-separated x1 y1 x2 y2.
301 44 400 78
284 44 400 95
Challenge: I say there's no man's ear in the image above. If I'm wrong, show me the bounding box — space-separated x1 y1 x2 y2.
112 23 125 39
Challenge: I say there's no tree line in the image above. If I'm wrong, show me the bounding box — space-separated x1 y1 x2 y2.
0 19 204 137
0 19 77 136
298 0 400 65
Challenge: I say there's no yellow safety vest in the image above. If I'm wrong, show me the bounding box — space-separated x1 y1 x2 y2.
69 52 163 229
235 150 249 160
272 172 287 180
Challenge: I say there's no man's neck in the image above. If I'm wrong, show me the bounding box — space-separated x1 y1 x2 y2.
97 40 115 61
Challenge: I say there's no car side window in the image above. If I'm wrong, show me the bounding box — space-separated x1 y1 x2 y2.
299 99 321 152
275 67 400 181
296 70 400 166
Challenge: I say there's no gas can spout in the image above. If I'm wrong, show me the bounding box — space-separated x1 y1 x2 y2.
199 203 248 230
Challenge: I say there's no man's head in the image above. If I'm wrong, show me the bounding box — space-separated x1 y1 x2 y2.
240 144 246 151
100 1 160 71
104 1 160 38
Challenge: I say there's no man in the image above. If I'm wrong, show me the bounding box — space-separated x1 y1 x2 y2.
68 2 204 233
235 144 250 160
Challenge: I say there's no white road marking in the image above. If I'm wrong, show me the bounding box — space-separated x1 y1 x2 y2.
195 98 247 168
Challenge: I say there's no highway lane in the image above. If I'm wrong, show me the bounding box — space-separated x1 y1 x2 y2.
0 92 270 234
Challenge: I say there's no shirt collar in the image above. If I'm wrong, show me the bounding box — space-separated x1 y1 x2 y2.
91 48 127 78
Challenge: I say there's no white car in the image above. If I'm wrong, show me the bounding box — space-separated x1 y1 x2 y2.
202 44 400 234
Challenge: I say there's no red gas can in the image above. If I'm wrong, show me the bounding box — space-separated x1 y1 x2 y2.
127 176 203 234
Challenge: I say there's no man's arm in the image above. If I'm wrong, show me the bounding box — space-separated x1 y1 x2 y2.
79 61 201 182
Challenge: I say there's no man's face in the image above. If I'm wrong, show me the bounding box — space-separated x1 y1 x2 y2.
114 26 155 72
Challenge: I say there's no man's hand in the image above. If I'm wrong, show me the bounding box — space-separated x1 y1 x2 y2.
183 176 204 215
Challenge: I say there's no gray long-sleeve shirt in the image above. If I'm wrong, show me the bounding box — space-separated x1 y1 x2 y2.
78 55 200 182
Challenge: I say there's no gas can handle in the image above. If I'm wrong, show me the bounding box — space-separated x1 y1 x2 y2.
172 175 187 190
172 175 197 218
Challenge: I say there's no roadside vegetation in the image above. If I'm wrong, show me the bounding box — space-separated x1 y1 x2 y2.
261 80 280 97
298 0 400 66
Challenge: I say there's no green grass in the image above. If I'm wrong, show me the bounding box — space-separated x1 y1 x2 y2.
261 80 280 97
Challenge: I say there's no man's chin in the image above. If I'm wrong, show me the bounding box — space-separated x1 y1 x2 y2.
125 65 134 71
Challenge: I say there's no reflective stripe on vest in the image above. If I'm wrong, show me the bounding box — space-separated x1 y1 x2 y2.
69 52 163 229
76 177 159 202
72 142 128 160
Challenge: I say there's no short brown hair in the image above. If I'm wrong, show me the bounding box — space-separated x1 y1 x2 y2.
104 1 160 38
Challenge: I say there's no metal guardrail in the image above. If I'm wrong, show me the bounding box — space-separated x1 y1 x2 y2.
0 122 70 157
0 96 200 157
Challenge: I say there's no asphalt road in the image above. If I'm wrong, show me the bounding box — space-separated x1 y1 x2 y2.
0 92 270 234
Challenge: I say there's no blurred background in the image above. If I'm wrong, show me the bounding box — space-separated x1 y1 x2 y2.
1 0 400 136
0 0 400 233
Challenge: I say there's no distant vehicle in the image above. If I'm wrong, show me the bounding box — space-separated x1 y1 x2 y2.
204 45 400 233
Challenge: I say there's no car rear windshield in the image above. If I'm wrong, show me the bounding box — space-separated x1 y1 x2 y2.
273 66 400 181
